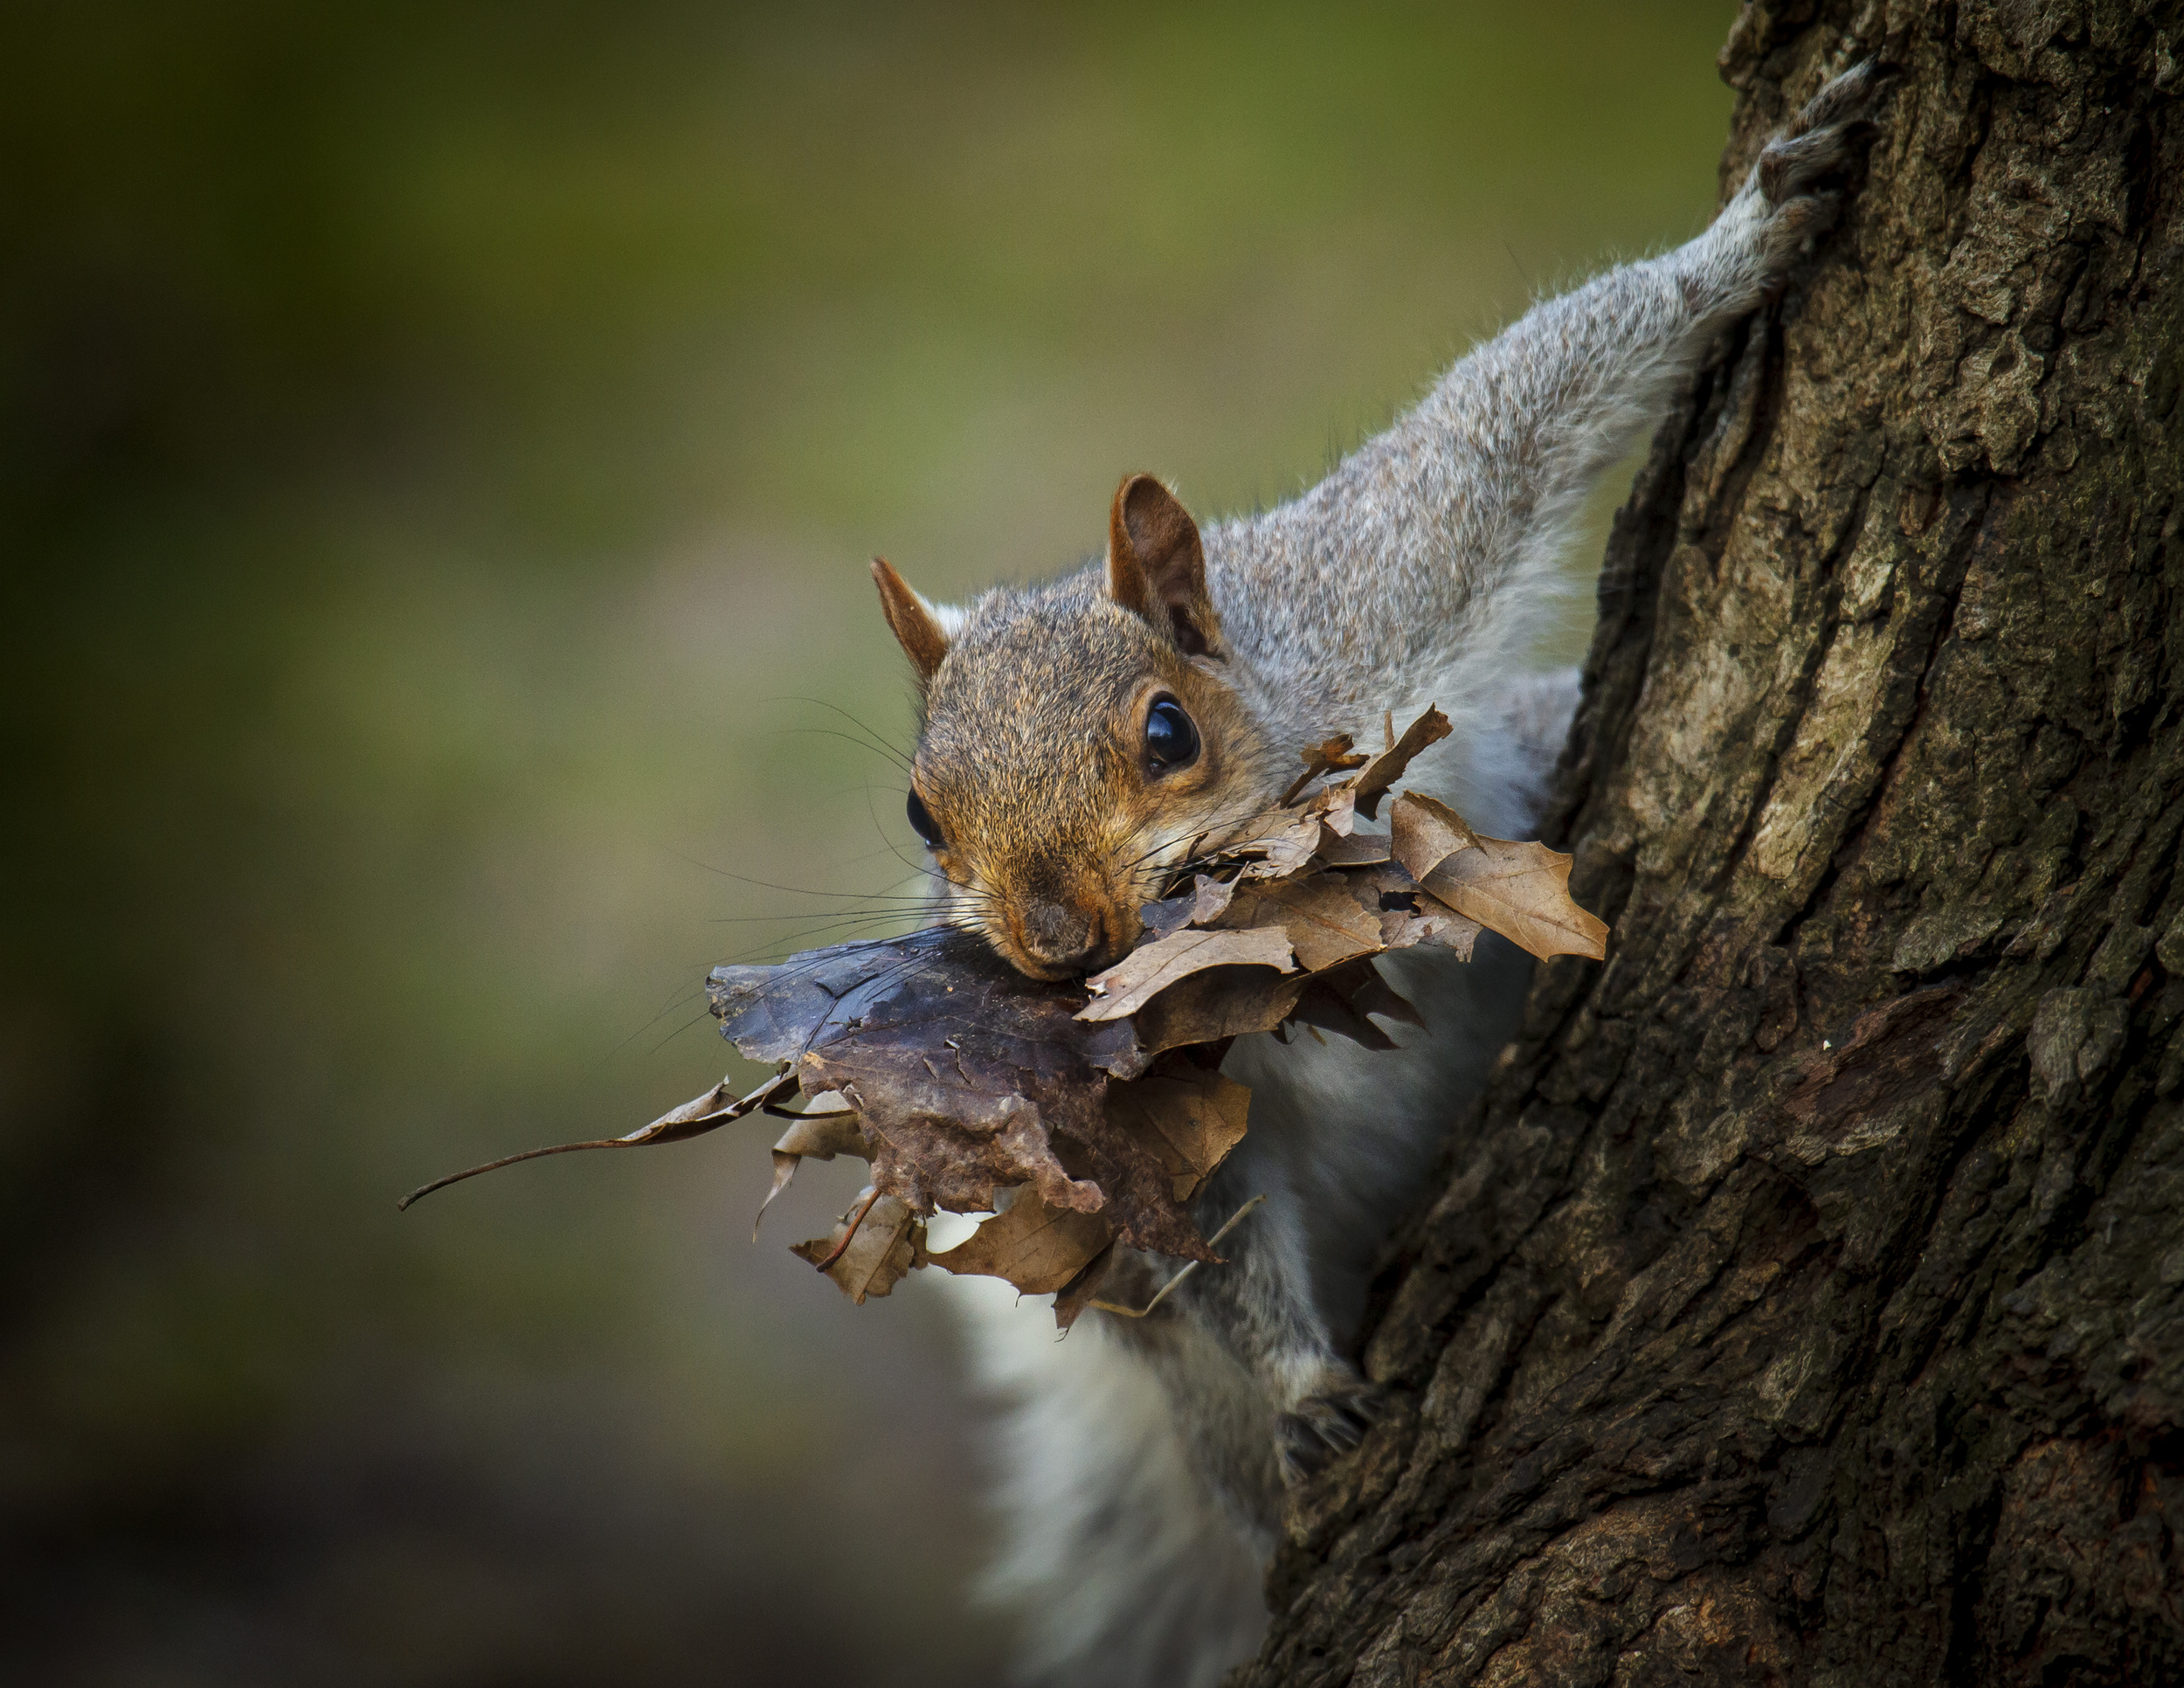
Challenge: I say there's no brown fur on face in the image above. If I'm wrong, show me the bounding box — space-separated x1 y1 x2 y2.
891 481 1284 981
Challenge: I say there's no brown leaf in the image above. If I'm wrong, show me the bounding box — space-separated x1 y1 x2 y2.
1388 790 1482 881
1138 873 1237 940
920 1186 1117 1297
1337 861 1484 959
771 1100 867 1161
1303 780 1358 837
1421 835 1610 961
397 1068 800 1211
1290 958 1423 1048
1102 1061 1251 1200
714 930 1136 1223
1379 898 1483 959
754 1099 868 1240
1318 826 1390 867
818 1080 1106 1228
714 930 1224 1263
792 1190 922 1304
1351 707 1453 820
1278 732 1369 806
1219 874 1386 972
1238 806 1325 877
1123 965 1310 1057
1079 925 1294 1023
1188 873 1239 925
1052 1244 1119 1331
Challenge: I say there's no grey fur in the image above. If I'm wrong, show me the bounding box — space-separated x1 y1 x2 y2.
926 66 1882 1686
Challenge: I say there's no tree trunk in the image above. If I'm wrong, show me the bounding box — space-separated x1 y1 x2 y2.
1241 5 2184 1684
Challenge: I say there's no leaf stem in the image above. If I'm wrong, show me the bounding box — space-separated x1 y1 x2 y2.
1089 1193 1266 1318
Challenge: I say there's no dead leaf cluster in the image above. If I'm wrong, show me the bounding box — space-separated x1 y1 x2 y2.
400 708 1608 1328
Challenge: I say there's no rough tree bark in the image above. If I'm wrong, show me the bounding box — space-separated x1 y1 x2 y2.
1241 5 2184 1685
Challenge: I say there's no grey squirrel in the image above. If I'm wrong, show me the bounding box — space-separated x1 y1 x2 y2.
863 65 1883 1687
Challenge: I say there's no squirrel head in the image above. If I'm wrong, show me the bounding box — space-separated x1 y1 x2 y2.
874 474 1281 982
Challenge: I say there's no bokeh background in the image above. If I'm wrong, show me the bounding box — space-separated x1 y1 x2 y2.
3 4 1738 1682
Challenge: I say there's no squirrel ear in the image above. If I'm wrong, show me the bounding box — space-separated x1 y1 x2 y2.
871 557 950 682
1107 474 1220 657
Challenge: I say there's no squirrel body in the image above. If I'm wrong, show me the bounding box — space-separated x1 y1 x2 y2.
866 66 1882 1686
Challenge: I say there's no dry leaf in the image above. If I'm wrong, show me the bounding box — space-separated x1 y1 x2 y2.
1379 897 1483 959
921 1186 1116 1297
1188 874 1239 925
397 1068 801 1211
1123 965 1311 1056
1079 925 1295 1022
714 929 1232 1263
1052 1244 1120 1331
1304 780 1358 838
1102 1061 1251 1200
1318 827 1391 867
1351 707 1453 820
771 1103 866 1161
755 1100 869 1239
793 1189 922 1304
714 928 1132 1227
1289 960 1422 1049
1234 806 1324 878
1219 875 1386 972
1388 791 1482 882
1139 873 1238 940
1278 733 1368 806
1421 836 1610 962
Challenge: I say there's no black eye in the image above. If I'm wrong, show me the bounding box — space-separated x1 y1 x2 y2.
906 788 943 849
1144 697 1199 771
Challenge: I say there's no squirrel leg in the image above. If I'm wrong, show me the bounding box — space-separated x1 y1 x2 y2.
1206 63 1885 742
1170 1160 1388 1484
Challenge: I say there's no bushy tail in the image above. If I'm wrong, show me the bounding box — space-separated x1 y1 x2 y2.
948 1276 1270 1688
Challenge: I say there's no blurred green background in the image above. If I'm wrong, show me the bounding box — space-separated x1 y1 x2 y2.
1 3 1736 1682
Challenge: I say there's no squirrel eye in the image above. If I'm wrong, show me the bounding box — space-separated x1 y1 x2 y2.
906 788 943 849
1144 697 1199 771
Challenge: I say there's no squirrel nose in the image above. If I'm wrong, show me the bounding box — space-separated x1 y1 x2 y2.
1018 899 1117 977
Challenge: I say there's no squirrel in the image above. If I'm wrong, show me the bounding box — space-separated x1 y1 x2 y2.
858 65 1882 1688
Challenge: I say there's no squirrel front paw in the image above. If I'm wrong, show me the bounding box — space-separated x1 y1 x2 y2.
1690 60 1888 314
1275 1366 1388 1484
1748 60 1888 266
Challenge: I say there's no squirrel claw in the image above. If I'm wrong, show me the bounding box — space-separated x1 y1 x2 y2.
1759 61 1887 208
1276 1372 1389 1483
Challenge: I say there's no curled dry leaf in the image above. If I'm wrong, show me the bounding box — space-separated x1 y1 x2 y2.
755 1095 867 1240
928 1061 1250 1308
1080 924 1295 1022
1279 732 1369 806
1233 806 1325 879
1388 791 1481 882
1420 835 1609 962
792 1188 921 1304
1051 1246 1120 1331
921 1186 1116 1297
1351 707 1454 820
394 1068 800 1211
1137 873 1239 936
710 928 1227 1263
